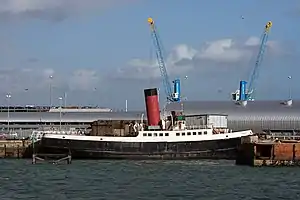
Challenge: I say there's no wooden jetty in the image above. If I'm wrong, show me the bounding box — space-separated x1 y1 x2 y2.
31 135 72 164
0 139 72 164
236 135 300 166
32 153 72 164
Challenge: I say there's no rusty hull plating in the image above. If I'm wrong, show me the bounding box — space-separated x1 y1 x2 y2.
236 135 300 167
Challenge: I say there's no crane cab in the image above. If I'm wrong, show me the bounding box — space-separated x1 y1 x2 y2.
172 92 179 100
172 79 181 102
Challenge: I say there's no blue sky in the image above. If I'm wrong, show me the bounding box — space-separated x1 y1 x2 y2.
0 0 298 110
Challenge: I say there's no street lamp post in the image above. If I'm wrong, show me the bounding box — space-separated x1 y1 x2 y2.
6 93 11 133
288 76 292 100
64 92 67 107
49 75 53 107
59 97 63 131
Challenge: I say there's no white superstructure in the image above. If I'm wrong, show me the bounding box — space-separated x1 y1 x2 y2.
40 128 253 143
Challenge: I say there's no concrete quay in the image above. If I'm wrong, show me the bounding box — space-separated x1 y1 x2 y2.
236 135 300 167
0 140 32 158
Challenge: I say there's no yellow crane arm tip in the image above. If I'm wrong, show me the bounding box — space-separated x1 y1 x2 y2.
147 17 154 24
266 21 272 29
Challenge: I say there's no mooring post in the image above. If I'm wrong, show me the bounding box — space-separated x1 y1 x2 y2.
32 134 36 164
67 155 71 164
67 144 72 164
17 145 20 159
32 154 36 164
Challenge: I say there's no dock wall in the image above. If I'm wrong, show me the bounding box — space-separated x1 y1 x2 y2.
236 136 300 166
0 140 32 158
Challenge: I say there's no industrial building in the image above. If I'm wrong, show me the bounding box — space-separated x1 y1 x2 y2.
0 111 142 132
166 100 300 133
0 100 299 135
0 106 138 138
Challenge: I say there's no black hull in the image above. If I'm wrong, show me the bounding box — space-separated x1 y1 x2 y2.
36 137 243 160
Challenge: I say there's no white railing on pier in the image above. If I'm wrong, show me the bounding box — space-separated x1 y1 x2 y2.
30 129 88 142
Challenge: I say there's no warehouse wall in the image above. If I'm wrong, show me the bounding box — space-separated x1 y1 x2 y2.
167 100 300 132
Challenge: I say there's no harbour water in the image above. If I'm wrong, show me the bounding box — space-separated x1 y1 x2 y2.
0 159 299 200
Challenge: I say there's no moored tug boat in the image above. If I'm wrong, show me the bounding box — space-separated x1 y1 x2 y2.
31 88 253 160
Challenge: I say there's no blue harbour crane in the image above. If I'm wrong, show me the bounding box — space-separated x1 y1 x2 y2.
147 17 181 103
232 21 273 102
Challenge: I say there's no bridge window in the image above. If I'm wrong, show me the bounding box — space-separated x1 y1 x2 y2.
159 133 163 136
204 131 207 135
182 133 185 136
193 132 196 135
154 133 158 137
176 133 180 136
165 133 169 136
143 133 147 136
148 133 152 136
198 132 202 135
187 132 191 136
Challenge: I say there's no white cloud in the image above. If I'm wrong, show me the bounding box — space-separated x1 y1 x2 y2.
167 44 197 63
115 44 197 80
116 36 282 80
0 67 52 93
0 0 61 13
0 67 101 95
196 39 248 63
0 0 136 21
116 59 159 79
244 36 260 46
43 68 54 78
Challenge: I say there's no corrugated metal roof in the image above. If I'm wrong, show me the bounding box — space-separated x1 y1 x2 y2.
0 111 143 123
166 100 300 115
166 100 300 131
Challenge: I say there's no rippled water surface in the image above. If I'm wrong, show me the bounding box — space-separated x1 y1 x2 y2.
0 159 299 200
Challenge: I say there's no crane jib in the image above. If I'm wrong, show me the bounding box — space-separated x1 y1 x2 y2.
232 21 272 102
148 17 181 102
